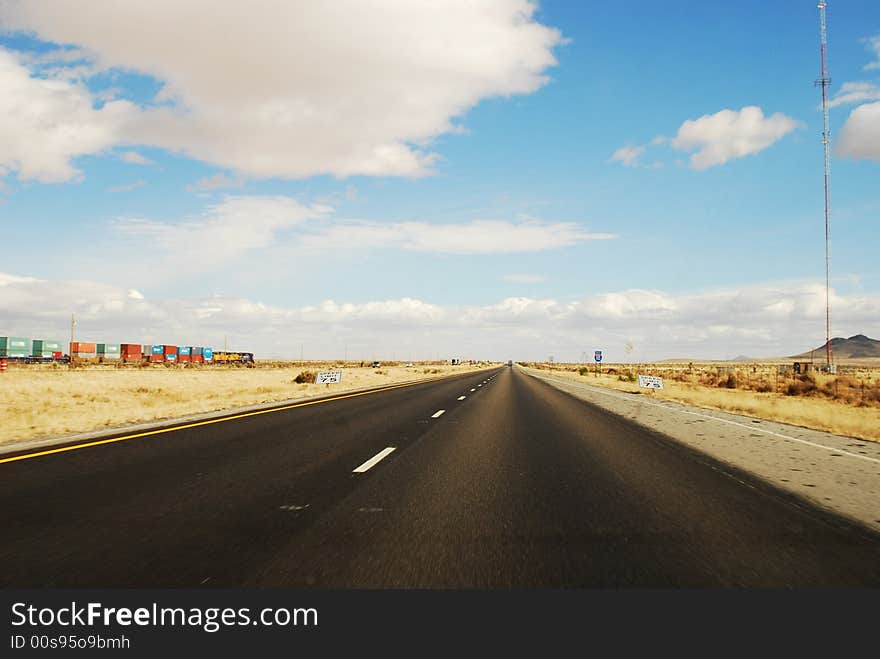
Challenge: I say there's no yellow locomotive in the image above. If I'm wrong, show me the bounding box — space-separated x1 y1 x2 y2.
211 351 255 365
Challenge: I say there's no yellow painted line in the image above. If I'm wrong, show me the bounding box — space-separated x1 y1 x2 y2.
0 370 494 466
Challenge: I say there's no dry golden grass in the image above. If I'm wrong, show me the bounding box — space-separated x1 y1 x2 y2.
1 362 493 446
530 364 880 442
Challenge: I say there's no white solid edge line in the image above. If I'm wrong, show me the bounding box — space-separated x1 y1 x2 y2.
432 409 446 418
353 447 397 473
458 396 466 400
535 373 880 466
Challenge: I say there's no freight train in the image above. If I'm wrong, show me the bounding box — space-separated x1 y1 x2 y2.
211 351 255 365
0 337 68 363
0 336 255 365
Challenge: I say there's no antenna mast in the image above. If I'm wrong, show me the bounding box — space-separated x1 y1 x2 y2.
816 2 833 369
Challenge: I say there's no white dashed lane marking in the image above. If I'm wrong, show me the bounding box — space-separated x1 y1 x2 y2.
432 409 446 418
352 447 396 473
457 396 466 400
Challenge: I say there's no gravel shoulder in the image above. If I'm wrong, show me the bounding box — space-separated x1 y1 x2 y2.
523 366 880 532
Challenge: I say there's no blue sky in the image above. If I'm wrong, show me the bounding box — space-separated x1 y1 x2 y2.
0 1 878 361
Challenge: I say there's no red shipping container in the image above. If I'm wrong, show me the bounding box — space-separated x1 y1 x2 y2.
163 345 177 355
121 343 142 355
177 354 191 363
190 354 204 364
70 342 96 353
149 354 164 363
52 351 62 358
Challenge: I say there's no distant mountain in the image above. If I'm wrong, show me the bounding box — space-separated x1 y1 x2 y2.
790 334 880 360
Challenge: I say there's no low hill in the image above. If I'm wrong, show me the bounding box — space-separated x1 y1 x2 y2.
790 334 880 360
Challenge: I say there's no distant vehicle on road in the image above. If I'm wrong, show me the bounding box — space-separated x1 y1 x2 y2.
405 362 414 368
508 360 513 367
451 358 461 365
371 361 382 368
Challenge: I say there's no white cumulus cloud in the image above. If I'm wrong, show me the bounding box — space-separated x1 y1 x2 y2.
609 146 645 167
0 48 136 182
828 81 880 108
119 151 154 166
863 34 880 71
823 34 880 161
300 219 615 255
109 195 614 273
114 196 332 268
0 272 43 285
0 273 876 361
0 0 563 180
838 101 880 161
669 106 800 170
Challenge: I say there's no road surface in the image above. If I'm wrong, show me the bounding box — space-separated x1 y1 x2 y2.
2 366 879 587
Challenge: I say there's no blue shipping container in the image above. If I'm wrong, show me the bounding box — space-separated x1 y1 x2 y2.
151 345 163 355
178 346 191 355
203 348 214 360
166 353 177 362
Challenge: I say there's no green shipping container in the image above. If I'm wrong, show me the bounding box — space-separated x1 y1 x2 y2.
0 337 32 357
32 340 64 354
97 343 121 355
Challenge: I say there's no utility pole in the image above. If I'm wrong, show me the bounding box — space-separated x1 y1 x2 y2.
816 1 833 370
69 313 76 366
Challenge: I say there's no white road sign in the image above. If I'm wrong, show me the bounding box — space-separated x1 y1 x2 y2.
316 370 343 384
638 375 664 389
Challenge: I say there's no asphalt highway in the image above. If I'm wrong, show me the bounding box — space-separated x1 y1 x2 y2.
2 366 879 587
